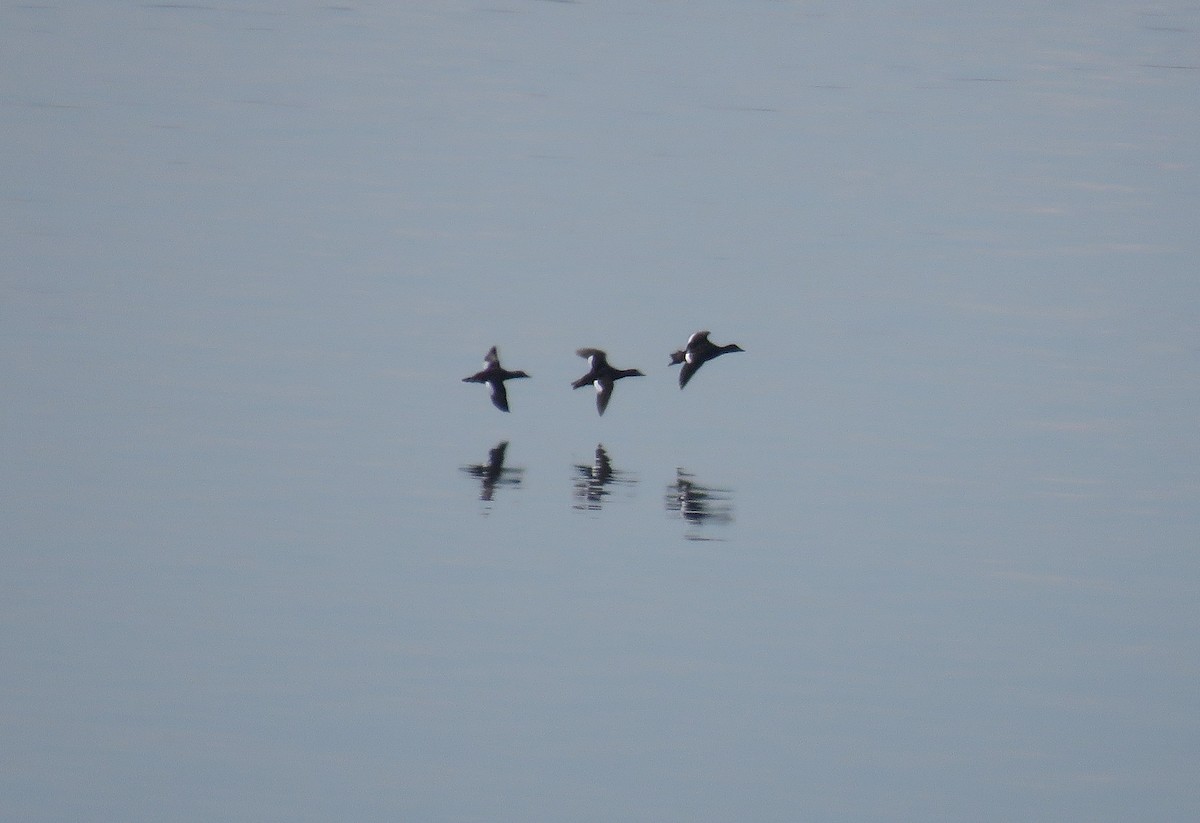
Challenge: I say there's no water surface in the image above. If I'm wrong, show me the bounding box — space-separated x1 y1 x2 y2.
3 2 1198 821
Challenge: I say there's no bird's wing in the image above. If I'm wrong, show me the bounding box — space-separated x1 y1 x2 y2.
489 380 511 412
679 359 701 388
576 348 608 367
595 380 613 415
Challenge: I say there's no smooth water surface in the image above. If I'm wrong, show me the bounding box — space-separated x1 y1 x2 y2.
3 2 1198 821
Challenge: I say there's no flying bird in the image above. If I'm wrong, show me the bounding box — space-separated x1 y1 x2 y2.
462 346 530 412
571 348 644 416
674 330 744 389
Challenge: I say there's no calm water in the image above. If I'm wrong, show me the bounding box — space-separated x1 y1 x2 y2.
3 2 1199 821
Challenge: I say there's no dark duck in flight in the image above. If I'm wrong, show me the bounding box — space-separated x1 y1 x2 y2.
672 330 744 389
571 348 644 416
462 346 530 412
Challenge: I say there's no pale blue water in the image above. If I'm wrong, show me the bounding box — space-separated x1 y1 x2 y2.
3 2 1198 821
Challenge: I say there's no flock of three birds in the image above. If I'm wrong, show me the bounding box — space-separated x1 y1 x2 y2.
463 330 744 415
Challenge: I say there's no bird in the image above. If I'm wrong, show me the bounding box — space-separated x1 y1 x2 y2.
462 346 530 412
571 348 644 416
674 330 744 389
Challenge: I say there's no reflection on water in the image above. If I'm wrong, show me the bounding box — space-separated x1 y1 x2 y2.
573 443 636 511
459 443 733 535
460 441 524 508
665 468 734 539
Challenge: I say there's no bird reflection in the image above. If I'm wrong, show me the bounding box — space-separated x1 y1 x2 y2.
573 443 636 511
664 468 734 536
460 441 524 507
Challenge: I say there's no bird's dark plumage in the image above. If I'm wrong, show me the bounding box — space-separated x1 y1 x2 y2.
462 346 530 412
571 348 644 415
675 330 744 389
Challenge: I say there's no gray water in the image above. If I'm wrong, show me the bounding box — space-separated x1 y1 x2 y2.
3 2 1199 821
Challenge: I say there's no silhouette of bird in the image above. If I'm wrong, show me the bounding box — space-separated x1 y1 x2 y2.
462 346 530 412
460 440 523 502
675 330 744 389
571 348 644 416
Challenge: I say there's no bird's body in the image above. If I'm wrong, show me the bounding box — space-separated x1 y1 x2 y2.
462 346 530 412
675 330 744 389
571 348 644 415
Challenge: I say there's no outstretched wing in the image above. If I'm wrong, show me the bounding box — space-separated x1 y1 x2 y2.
484 346 501 367
595 380 613 416
489 380 511 412
679 358 701 389
576 348 608 367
